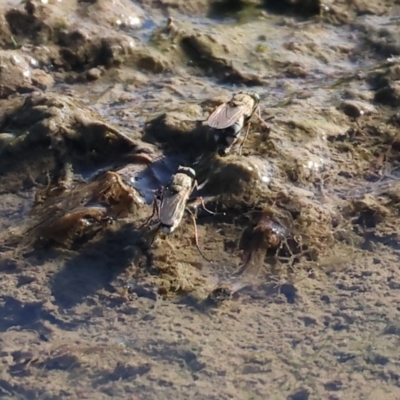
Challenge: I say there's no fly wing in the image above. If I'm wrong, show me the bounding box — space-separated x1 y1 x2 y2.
159 187 189 227
207 101 249 130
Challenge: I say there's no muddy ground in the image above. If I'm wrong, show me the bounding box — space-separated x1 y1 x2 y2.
1 0 400 399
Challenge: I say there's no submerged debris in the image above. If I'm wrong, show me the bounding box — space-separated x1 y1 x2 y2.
239 209 290 265
5 168 144 249
206 209 291 305
206 279 249 305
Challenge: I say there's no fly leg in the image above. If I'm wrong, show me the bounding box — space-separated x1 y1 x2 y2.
238 122 251 156
186 208 213 263
255 106 274 130
197 196 216 215
189 180 216 216
139 190 161 229
239 108 274 155
187 195 217 216
147 223 161 246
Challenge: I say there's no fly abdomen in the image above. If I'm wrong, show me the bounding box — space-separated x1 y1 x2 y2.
214 117 245 155
160 223 174 233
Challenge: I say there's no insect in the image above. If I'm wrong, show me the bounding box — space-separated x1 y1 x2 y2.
206 91 273 155
142 166 213 261
158 166 196 234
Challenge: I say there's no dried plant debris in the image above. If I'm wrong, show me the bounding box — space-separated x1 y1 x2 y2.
243 208 291 248
3 168 143 250
204 208 292 305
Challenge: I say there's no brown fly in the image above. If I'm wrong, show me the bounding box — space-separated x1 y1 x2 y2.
206 92 273 155
142 166 213 262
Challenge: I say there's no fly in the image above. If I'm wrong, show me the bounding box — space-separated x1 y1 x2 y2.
142 166 213 262
206 91 274 156
159 166 196 234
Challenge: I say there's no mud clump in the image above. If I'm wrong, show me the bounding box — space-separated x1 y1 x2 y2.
0 92 151 163
369 62 400 108
149 19 269 85
349 194 391 228
338 100 376 119
374 82 400 107
0 50 53 98
180 32 264 85
361 20 400 57
197 154 268 204
144 111 211 155
3 0 148 75
58 31 121 71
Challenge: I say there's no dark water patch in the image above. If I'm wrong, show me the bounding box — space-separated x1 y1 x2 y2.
50 223 145 309
94 362 152 386
0 379 57 400
0 296 74 333
359 231 400 253
207 0 248 20
288 387 311 400
208 0 320 20
136 339 206 373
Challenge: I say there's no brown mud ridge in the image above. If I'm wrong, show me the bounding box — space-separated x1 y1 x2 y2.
1 0 400 399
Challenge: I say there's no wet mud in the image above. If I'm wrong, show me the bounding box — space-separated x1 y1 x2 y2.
1 0 400 399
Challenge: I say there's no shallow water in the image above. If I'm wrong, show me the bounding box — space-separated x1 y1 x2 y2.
1 1 400 399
